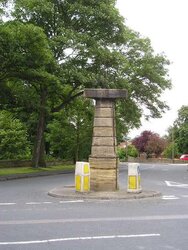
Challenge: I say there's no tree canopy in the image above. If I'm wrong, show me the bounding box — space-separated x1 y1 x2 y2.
132 130 167 157
173 106 188 154
0 0 172 164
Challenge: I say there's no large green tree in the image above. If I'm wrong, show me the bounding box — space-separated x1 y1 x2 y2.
0 20 57 166
1 0 171 166
173 106 188 154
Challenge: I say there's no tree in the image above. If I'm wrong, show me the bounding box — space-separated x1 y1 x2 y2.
5 0 130 167
1 0 171 166
163 142 179 159
46 97 93 162
0 20 57 167
174 105 188 127
145 133 166 157
0 111 31 159
132 130 153 153
132 130 166 157
173 106 188 154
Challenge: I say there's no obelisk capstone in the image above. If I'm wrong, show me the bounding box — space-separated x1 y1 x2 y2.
84 89 127 191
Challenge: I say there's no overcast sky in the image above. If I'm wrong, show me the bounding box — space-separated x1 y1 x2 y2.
116 0 188 138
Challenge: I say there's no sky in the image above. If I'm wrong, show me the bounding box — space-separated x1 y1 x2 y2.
116 0 188 138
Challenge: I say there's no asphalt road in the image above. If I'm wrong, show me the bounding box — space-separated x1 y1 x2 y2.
0 163 188 250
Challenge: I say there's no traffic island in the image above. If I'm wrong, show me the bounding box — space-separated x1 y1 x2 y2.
48 186 161 200
48 89 160 199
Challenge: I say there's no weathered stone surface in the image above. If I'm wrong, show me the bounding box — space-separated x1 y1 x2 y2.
84 88 127 192
90 168 118 191
94 117 114 127
93 127 114 137
84 89 127 99
96 100 114 108
92 137 115 146
89 157 118 169
95 107 113 118
91 146 116 157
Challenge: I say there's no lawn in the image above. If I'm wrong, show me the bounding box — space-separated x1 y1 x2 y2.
0 165 75 176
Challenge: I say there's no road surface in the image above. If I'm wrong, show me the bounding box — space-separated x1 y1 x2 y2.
0 163 188 250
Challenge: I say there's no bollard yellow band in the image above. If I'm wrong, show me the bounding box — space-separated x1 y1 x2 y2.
128 175 137 189
84 176 89 191
84 164 89 174
75 175 81 191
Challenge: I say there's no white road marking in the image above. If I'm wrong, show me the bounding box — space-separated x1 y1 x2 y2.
59 200 84 204
165 181 188 188
26 202 42 205
0 233 160 245
0 200 84 207
162 195 179 200
181 195 188 198
1 214 188 225
26 201 84 205
168 164 188 166
0 203 16 206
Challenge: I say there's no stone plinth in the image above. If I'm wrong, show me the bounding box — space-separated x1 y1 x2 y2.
84 89 127 191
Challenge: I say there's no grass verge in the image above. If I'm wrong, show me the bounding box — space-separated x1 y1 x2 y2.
0 165 75 176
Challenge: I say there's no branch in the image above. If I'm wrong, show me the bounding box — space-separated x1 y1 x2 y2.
52 90 84 112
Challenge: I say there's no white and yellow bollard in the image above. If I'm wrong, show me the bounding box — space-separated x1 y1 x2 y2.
127 163 142 193
75 162 90 192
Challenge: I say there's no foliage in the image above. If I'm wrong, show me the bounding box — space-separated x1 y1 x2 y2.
132 130 167 157
174 105 188 127
117 144 138 160
128 144 139 158
132 130 153 153
0 21 55 84
0 111 31 159
11 0 171 122
166 106 188 154
46 97 93 161
173 106 188 154
117 148 126 160
145 133 167 157
0 0 171 164
162 142 179 159
175 126 188 154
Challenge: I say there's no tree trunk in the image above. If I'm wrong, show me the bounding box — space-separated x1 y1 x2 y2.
32 89 47 168
75 122 80 163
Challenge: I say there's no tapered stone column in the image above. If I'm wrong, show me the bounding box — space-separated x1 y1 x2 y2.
84 89 127 191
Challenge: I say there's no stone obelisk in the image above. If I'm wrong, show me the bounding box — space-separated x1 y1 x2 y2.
84 89 127 191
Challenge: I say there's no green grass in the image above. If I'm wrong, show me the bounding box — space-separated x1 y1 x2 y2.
0 165 75 176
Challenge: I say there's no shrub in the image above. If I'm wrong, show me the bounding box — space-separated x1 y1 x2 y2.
0 111 31 159
117 144 138 161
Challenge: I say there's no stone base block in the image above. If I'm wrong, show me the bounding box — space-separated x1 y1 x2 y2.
90 168 118 191
89 157 118 169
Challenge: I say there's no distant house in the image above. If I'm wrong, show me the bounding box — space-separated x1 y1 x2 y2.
118 140 132 149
